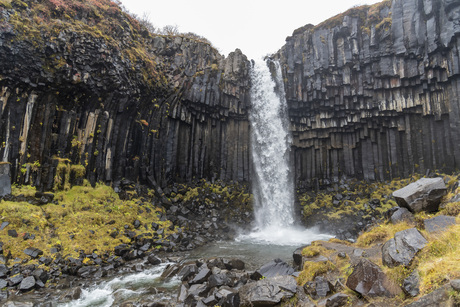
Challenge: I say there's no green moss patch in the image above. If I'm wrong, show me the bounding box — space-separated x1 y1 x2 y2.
0 182 173 263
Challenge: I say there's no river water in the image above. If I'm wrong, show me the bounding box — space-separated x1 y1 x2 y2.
56 60 332 306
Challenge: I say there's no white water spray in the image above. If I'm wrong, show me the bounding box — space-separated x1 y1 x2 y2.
250 59 294 228
239 59 333 245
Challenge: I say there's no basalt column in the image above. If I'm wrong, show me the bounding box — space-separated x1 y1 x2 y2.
276 0 460 187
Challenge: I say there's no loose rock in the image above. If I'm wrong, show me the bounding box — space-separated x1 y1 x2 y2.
382 228 427 267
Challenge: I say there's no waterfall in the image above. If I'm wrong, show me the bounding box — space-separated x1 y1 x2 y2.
237 59 333 245
249 59 294 228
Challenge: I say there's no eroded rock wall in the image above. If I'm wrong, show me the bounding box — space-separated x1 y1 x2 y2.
276 0 460 186
0 2 251 189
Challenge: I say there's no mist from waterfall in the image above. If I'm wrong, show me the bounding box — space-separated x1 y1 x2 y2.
238 59 332 246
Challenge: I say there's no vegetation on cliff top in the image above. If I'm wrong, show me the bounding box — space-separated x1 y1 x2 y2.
0 0 217 91
292 0 392 36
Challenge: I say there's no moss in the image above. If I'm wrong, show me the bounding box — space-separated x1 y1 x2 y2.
355 222 412 247
297 260 336 286
0 183 173 260
0 0 12 9
417 224 460 295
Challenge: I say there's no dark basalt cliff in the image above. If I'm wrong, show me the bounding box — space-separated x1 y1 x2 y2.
1 0 460 190
0 0 251 189
276 0 460 186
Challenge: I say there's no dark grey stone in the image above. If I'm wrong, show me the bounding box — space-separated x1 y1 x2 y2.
326 293 349 307
393 178 447 213
390 207 415 224
382 228 427 267
0 279 7 289
24 247 43 259
0 264 8 278
403 270 420 297
346 258 401 297
18 276 35 291
189 265 211 284
8 274 23 287
252 258 295 280
404 284 450 307
424 215 456 233
239 275 297 306
450 279 460 291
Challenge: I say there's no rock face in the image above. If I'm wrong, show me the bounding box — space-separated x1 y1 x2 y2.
276 0 460 186
0 1 251 189
1 0 460 190
393 177 447 213
382 228 427 267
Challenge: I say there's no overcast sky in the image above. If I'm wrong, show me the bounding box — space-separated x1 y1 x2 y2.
119 0 383 60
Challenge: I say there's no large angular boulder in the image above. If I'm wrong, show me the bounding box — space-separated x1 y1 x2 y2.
392 178 447 213
346 258 401 297
382 228 427 268
239 275 297 306
423 215 456 233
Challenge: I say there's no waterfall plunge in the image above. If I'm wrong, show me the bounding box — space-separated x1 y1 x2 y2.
238 59 332 246
250 59 294 228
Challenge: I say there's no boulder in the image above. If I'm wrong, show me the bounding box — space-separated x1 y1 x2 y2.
403 270 420 297
7 274 23 287
423 215 456 233
147 254 162 265
239 275 297 306
18 276 35 291
325 293 350 307
7 230 18 238
252 258 294 280
223 258 245 270
293 246 307 269
0 264 8 278
451 279 460 291
404 284 451 307
189 265 211 284
208 273 229 288
392 178 447 213
304 276 334 299
346 258 401 297
24 247 43 259
0 279 7 289
390 207 415 224
382 228 427 267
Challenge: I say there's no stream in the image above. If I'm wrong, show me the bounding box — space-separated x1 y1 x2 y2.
58 228 332 307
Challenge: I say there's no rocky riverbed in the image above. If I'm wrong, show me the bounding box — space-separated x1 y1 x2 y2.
1 174 459 306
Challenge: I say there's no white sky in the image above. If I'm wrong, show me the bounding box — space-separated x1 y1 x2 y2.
120 0 383 60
